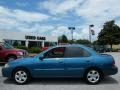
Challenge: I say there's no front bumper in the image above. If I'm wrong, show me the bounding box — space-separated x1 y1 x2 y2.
2 67 13 78
17 51 29 59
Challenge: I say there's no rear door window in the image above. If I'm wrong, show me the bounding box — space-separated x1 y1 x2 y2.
64 47 90 58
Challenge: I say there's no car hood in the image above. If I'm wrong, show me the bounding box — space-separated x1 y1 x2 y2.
8 57 38 66
6 48 25 52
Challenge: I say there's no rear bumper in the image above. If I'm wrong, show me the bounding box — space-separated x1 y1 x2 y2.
103 66 118 76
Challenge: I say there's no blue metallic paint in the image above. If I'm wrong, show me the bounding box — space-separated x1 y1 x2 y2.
2 45 118 78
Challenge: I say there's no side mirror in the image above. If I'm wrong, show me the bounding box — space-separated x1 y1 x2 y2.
39 56 44 61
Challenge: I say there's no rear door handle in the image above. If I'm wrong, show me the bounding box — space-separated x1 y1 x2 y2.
59 61 63 63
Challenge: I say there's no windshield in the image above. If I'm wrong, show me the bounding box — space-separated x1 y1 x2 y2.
0 42 14 49
35 46 54 58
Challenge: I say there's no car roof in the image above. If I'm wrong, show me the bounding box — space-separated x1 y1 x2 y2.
53 44 89 48
50 44 93 51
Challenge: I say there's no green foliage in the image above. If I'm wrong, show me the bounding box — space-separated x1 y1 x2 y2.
15 46 41 54
76 39 91 45
15 46 28 50
98 20 120 49
111 48 119 52
92 40 98 45
68 40 75 44
92 40 102 45
58 34 68 43
28 47 41 53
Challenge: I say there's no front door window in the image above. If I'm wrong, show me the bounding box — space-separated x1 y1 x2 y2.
44 47 65 58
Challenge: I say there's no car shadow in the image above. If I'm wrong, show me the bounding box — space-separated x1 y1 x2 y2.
100 76 119 85
3 76 118 85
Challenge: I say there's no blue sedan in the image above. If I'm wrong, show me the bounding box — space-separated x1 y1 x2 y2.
2 45 118 84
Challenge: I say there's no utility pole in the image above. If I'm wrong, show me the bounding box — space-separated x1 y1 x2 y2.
68 27 75 44
89 24 94 43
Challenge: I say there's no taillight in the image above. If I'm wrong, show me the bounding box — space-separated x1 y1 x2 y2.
112 59 115 65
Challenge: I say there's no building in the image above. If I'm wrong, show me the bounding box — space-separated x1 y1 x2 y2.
0 30 58 48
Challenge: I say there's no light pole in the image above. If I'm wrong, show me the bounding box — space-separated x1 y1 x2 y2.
89 24 94 43
68 27 75 44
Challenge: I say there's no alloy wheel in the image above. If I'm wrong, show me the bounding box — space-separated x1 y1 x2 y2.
14 70 28 84
86 69 101 84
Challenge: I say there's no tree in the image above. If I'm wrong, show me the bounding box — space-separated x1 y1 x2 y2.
68 39 76 44
98 20 120 49
76 39 91 45
92 40 103 45
92 40 99 45
58 34 68 43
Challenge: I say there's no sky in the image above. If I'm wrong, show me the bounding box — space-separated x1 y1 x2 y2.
0 0 120 41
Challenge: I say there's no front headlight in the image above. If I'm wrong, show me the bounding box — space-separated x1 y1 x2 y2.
4 63 10 68
17 52 23 56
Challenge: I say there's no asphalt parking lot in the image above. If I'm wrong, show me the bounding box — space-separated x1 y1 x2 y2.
0 52 120 90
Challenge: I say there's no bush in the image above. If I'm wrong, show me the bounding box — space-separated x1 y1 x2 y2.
15 46 28 50
28 47 41 53
15 46 41 54
112 48 119 52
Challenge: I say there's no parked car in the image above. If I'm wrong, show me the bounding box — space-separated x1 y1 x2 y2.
93 45 111 53
41 42 57 51
0 42 28 62
2 44 118 85
41 46 49 51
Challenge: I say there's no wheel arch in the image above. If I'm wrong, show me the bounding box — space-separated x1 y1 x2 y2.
84 66 104 77
11 66 32 78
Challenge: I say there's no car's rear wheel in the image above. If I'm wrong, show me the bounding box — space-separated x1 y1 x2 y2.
85 69 102 84
13 68 30 84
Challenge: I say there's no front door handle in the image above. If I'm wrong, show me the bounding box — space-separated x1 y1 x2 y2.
59 61 63 63
86 60 90 62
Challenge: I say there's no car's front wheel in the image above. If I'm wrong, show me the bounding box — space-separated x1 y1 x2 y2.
13 68 30 84
85 69 102 84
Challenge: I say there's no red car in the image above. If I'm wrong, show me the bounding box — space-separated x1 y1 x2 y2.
41 47 49 51
0 42 28 63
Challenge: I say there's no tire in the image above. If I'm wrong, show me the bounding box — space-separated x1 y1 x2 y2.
7 56 17 62
13 68 31 85
84 69 102 85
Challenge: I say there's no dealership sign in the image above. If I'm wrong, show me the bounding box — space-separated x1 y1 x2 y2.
25 35 46 40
